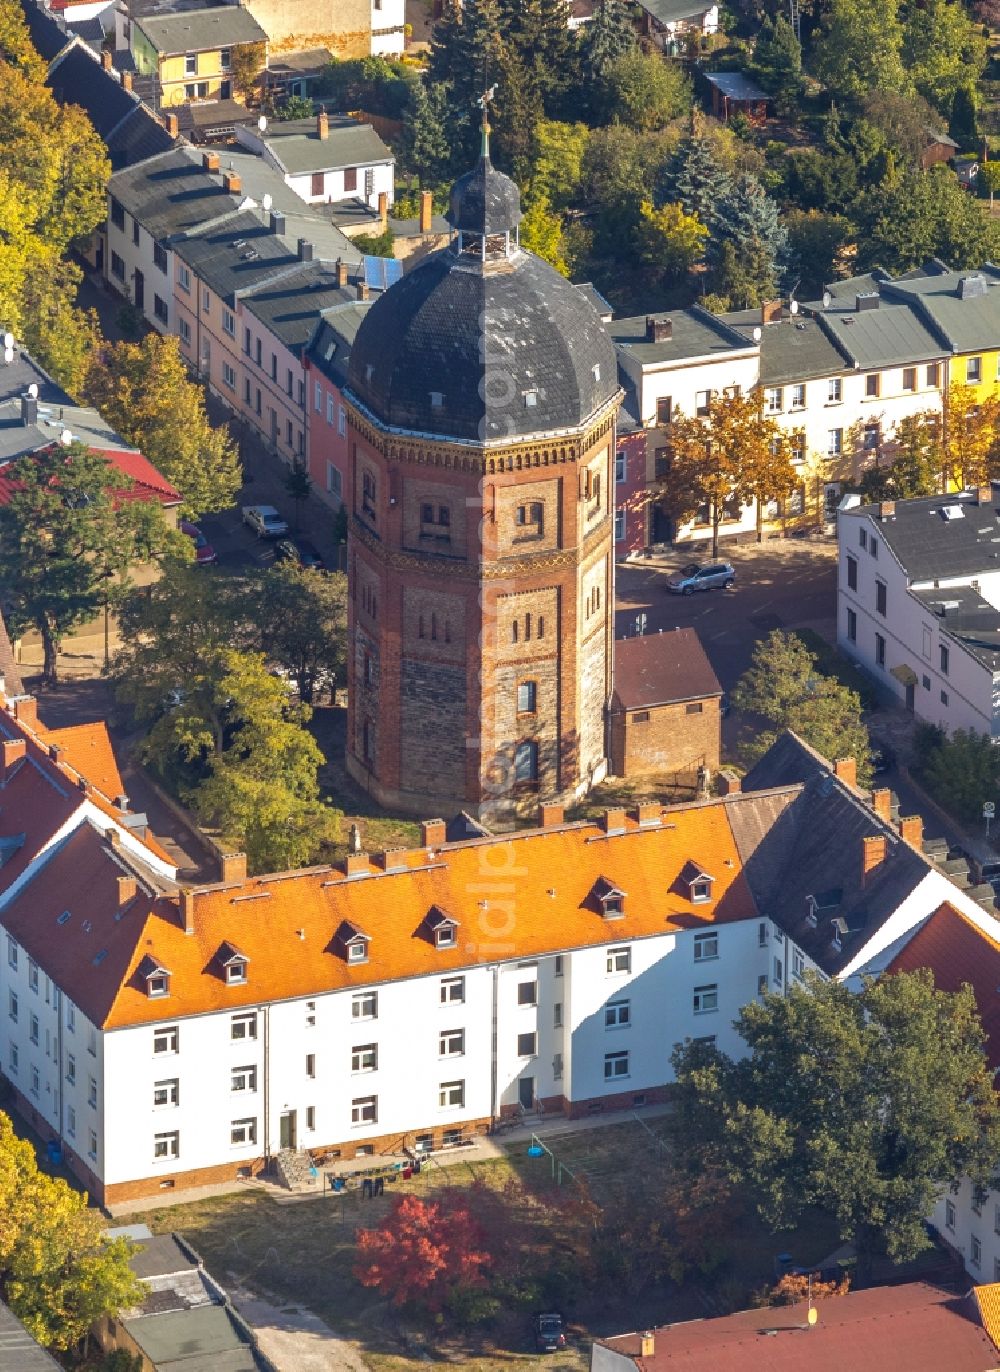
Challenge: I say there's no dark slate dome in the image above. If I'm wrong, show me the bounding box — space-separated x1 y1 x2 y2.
347 159 618 445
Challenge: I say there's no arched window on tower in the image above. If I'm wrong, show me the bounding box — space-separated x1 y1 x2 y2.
514 740 538 785
512 620 519 644
525 613 532 641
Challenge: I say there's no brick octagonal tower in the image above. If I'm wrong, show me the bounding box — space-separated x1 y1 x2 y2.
343 138 621 823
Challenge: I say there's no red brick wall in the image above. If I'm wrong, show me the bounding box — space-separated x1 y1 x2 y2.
609 696 721 781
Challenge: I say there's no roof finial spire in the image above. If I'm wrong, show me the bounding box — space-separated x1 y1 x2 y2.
477 84 496 161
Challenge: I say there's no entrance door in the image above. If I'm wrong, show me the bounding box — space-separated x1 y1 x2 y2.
518 1076 535 1111
905 681 915 712
279 1110 297 1150
220 79 232 99
134 269 144 311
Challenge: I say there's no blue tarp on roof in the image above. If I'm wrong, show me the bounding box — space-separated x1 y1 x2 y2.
364 256 403 291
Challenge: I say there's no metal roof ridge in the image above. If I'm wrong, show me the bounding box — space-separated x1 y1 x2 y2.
688 301 760 350
812 307 858 368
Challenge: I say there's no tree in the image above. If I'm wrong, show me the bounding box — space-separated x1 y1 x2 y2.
981 160 1000 210
670 970 1000 1278
355 1192 492 1312
785 210 853 297
582 123 675 250
0 1114 145 1350
230 41 266 102
401 80 454 185
813 0 909 102
284 459 312 532
254 562 347 705
904 0 986 120
856 166 1000 272
277 93 314 119
520 193 568 274
86 335 242 517
942 383 1000 489
528 118 589 213
635 200 708 281
735 399 798 541
658 133 736 235
862 90 942 166
732 629 872 781
599 49 692 131
429 0 509 169
580 0 637 83
752 16 801 115
858 412 941 500
951 86 979 149
190 650 340 873
709 172 787 306
0 443 179 683
915 725 1000 824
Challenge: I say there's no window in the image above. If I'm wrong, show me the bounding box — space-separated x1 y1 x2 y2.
514 502 544 536
517 981 537 1007
517 1032 537 1057
231 1118 257 1146
828 378 842 402
351 1095 377 1125
220 47 231 70
7 1043 15 1074
869 535 878 559
110 251 125 282
759 922 769 947
902 367 917 392
88 1027 97 1057
554 955 564 977
343 166 359 193
773 957 784 984
607 946 631 975
922 674 931 690
973 1186 986 1216
994 1202 1000 1236
28 959 38 993
847 554 857 591
765 387 782 413
517 681 537 713
225 957 247 985
693 931 718 961
353 990 377 1019
270 353 277 380
789 383 805 409
940 643 949 675
30 1065 38 1097
231 1065 256 1092
605 999 630 1028
222 308 235 338
927 362 940 387
440 1028 464 1056
615 451 625 483
202 288 211 313
110 196 125 231
441 976 465 1004
435 923 456 949
967 356 982 383
655 396 672 425
184 53 197 75
7 992 15 1024
231 1012 257 1041
88 1076 97 1108
154 1130 180 1160
66 1053 75 1084
514 740 538 784
553 1052 564 1079
865 373 879 397
338 404 347 437
347 940 368 964
614 508 625 542
693 984 718 1014
66 1003 75 1034
875 633 886 668
222 362 236 390
875 579 887 616
941 689 949 705
827 428 843 457
362 469 377 516
792 948 805 980
691 879 712 904
88 1129 98 1161
66 1104 74 1136
972 1234 982 1267
178 317 191 346
695 389 711 415
154 1079 179 1107
352 1044 377 1072
287 420 294 447
554 1002 563 1028
29 1013 38 1045
306 1106 316 1130
439 1080 464 1108
863 421 880 450
604 1050 629 1079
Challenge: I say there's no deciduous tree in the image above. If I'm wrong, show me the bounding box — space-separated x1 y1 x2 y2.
254 563 347 705
635 200 708 280
355 1192 492 1312
230 41 266 101
857 166 1000 272
904 0 986 120
520 192 569 274
858 412 941 500
599 48 691 131
813 0 909 102
942 382 1000 489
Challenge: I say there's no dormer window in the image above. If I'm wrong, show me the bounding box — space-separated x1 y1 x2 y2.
226 960 247 985
436 924 456 948
692 880 711 903
217 941 249 986
424 904 460 949
679 862 715 904
336 920 371 964
593 877 626 920
138 955 170 999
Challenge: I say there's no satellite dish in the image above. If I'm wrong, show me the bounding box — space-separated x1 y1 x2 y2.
27 383 38 398
822 290 832 309
258 115 267 132
2 332 12 348
262 193 272 211
752 326 762 342
2 348 12 365
790 300 799 315
59 428 72 446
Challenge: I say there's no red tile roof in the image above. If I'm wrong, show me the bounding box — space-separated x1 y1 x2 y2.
887 903 1000 1072
0 447 180 510
611 629 722 711
598 1282 999 1370
35 722 125 802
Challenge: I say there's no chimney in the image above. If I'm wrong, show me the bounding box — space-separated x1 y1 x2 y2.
856 292 880 311
101 49 112 70
11 696 37 726
202 151 220 174
356 281 369 301
219 851 247 884
106 826 119 846
602 808 627 835
164 112 179 137
539 802 564 828
641 1332 655 1358
117 874 137 907
223 171 242 195
421 818 446 848
297 238 313 262
717 769 741 795
0 738 26 781
761 299 782 325
317 110 329 140
115 794 129 811
419 188 432 233
376 848 408 872
20 394 37 427
878 500 895 521
269 209 286 236
49 743 63 762
121 71 133 92
636 801 661 825
979 484 994 507
645 316 672 343
833 757 857 788
899 814 924 848
180 887 195 935
336 259 348 287
378 190 388 231
871 787 892 822
862 834 888 885
345 852 369 876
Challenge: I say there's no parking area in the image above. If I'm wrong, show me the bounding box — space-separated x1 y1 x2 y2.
615 538 839 693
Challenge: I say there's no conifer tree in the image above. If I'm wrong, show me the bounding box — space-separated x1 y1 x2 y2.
657 135 735 233
402 81 454 184
581 0 637 79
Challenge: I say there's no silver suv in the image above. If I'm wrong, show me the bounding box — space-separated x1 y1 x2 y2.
666 561 736 595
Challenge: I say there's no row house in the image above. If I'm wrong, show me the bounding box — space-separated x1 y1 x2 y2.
2 664 998 1204
235 111 394 211
304 304 372 511
129 7 268 108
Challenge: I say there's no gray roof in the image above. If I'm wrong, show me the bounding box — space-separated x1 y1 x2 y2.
348 242 619 444
207 151 361 263
243 262 363 355
0 345 132 463
806 292 946 369
174 209 305 303
575 281 613 321
840 487 1000 582
639 0 715 22
739 733 934 975
721 313 848 384
0 1299 61 1371
256 116 391 175
20 2 72 62
123 1303 258 1370
264 46 331 76
307 303 371 388
110 146 242 241
609 306 754 366
130 1233 197 1280
882 269 1000 354
449 154 521 235
46 39 177 170
134 5 267 55
703 71 770 102
911 586 1000 672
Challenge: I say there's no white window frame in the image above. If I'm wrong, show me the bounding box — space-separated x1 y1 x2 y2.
153 1078 179 1107
352 990 377 1019
439 1028 465 1056
440 976 465 1004
231 1065 257 1092
231 1012 257 1041
351 1043 377 1073
154 1130 180 1160
693 931 718 961
351 1095 377 1125
693 983 719 1014
231 1117 257 1146
604 999 630 1028
153 1025 179 1054
604 1049 629 1080
439 1079 465 1108
607 946 631 975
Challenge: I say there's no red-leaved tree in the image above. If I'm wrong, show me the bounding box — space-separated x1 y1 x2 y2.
354 1192 492 1311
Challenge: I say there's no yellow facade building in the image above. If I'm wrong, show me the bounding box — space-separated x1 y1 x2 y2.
131 7 268 107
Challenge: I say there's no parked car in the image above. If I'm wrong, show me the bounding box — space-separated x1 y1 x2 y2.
180 520 217 565
242 505 289 539
534 1312 566 1353
666 561 736 594
274 537 325 570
